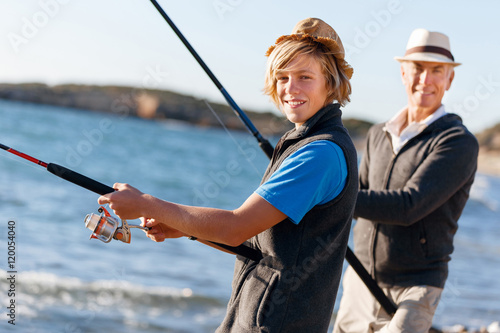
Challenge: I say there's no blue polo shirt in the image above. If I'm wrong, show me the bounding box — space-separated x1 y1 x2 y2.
255 140 347 224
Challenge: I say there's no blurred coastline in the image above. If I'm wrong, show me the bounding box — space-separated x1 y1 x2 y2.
1 82 499 179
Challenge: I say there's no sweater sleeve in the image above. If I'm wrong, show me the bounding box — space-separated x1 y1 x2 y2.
355 127 479 226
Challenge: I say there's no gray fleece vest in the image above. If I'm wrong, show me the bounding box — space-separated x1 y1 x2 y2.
217 104 359 333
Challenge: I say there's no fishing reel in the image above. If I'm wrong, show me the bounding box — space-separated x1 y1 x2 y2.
83 206 149 244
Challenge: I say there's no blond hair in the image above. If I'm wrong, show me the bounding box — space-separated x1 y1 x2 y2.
264 38 352 109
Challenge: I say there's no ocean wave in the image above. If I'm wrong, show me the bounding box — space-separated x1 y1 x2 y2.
0 268 226 333
468 174 500 212
1 269 224 310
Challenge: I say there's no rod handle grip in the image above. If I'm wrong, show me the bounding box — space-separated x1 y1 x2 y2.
47 163 115 195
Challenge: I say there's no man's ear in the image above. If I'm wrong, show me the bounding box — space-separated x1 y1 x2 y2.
446 68 455 91
400 63 407 83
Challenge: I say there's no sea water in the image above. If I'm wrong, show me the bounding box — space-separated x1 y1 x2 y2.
0 99 498 332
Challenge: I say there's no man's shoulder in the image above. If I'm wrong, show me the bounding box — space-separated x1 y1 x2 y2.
432 113 479 151
436 113 477 138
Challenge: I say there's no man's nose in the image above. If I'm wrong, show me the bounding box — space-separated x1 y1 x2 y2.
419 69 432 84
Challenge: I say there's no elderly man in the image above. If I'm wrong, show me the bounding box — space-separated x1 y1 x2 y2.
334 29 479 332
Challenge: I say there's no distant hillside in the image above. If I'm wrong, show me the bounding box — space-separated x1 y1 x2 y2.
0 83 292 136
1 82 498 159
0 82 375 142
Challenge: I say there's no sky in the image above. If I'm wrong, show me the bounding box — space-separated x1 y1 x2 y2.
1 0 499 133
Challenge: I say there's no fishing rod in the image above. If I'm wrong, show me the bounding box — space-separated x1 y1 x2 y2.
147 1 397 316
0 143 262 260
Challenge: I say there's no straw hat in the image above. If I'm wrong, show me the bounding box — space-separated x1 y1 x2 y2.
395 28 461 66
266 18 353 79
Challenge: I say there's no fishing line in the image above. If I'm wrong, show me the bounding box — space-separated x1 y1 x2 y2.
203 100 263 178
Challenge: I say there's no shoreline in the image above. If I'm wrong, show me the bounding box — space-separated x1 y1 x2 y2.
0 83 499 177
